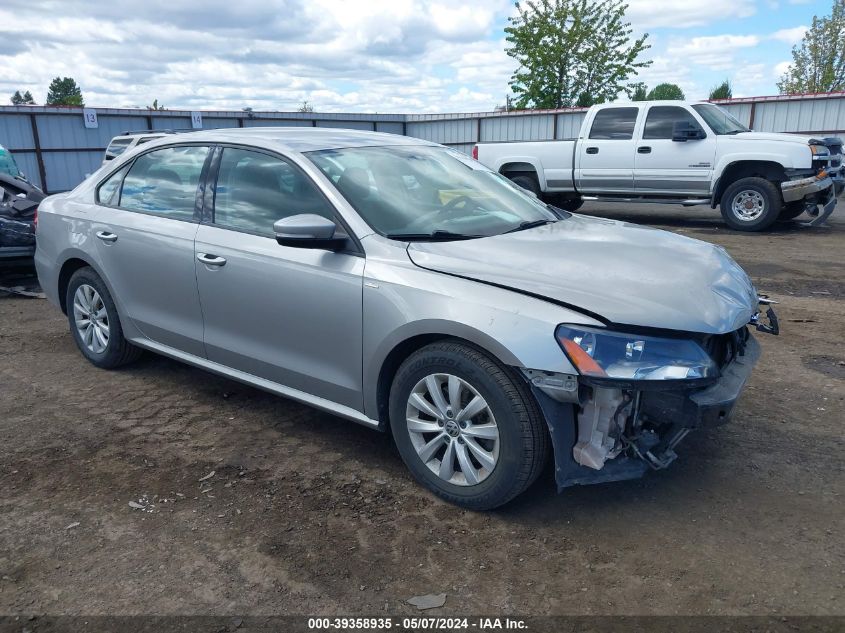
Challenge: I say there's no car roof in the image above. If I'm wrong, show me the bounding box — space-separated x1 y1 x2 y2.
153 127 436 153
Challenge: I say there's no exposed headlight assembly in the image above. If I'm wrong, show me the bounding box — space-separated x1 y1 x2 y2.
555 324 717 381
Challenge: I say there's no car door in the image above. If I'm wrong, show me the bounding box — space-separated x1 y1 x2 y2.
194 146 365 410
633 105 717 196
575 106 640 193
92 144 210 356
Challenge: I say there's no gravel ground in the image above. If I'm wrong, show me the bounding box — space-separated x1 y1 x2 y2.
0 203 842 617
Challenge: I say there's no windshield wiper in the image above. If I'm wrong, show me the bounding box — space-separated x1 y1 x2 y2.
385 230 483 242
502 219 557 234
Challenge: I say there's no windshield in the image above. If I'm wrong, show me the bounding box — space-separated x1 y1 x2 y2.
0 147 21 178
692 104 750 135
306 145 557 239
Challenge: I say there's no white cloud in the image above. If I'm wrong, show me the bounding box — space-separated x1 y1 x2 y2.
666 35 760 70
624 0 757 29
770 26 807 44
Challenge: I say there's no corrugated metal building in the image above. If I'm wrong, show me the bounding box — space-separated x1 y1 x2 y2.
1 92 843 193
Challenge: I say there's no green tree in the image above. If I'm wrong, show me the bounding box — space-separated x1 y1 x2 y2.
10 90 35 105
709 80 733 100
629 82 648 101
505 0 651 109
46 77 84 106
646 83 685 100
777 0 845 94
297 100 314 113
147 98 165 111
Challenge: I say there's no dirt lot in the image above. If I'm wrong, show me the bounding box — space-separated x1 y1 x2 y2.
0 203 843 618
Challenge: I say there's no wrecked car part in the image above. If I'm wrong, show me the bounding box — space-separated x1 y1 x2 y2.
520 369 579 403
535 322 764 489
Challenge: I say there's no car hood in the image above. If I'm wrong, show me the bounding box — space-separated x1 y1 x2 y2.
730 131 814 145
406 214 758 335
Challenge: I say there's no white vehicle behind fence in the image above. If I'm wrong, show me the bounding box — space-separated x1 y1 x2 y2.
473 101 844 231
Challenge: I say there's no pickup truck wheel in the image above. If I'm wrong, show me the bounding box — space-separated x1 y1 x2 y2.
66 267 142 369
508 173 541 197
557 198 583 212
720 177 781 231
389 341 548 510
779 201 807 221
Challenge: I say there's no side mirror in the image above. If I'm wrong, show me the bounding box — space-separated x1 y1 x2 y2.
273 214 347 250
672 121 706 142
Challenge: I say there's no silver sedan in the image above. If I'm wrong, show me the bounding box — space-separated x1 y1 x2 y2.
35 128 776 509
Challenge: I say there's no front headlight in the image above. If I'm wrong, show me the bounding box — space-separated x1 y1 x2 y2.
555 324 717 381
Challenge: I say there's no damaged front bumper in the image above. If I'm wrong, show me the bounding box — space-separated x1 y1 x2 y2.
781 170 841 227
528 308 775 491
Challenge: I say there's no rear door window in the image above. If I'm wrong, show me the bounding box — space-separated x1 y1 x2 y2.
588 108 639 140
643 106 705 139
119 146 209 220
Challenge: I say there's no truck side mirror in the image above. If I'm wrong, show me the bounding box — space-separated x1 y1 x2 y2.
672 121 705 142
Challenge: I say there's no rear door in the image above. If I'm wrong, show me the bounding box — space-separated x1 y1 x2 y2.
633 105 716 195
92 144 210 356
575 106 640 193
194 146 365 410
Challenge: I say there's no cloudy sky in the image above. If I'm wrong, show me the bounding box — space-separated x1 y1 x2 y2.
0 0 831 113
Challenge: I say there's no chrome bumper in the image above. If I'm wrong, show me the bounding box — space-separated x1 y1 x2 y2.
781 173 833 202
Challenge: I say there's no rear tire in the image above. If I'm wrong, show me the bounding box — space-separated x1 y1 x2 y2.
720 177 782 231
508 173 541 197
389 341 548 510
66 267 142 369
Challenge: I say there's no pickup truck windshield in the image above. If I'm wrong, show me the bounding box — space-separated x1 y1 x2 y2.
692 104 750 135
307 145 556 240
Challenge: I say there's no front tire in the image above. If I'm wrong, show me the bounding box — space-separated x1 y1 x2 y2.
720 177 782 231
779 200 807 221
389 341 548 510
66 267 142 369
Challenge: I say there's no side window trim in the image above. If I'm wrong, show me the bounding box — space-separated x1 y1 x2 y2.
642 106 706 140
206 143 363 255
588 107 640 140
95 143 213 224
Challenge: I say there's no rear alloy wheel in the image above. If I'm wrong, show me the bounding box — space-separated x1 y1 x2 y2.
66 267 142 369
720 177 781 231
390 341 548 510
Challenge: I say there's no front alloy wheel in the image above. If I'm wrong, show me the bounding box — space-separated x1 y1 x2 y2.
390 341 548 510
406 373 500 486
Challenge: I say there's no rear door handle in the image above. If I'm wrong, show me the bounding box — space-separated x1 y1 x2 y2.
196 253 227 267
96 231 118 243
586 147 599 154
637 146 652 154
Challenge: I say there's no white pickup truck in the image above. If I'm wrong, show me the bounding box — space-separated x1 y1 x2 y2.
473 100 844 231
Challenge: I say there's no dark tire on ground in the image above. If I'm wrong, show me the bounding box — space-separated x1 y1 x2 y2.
719 177 782 231
389 341 549 511
778 200 808 221
66 267 142 369
508 173 541 197
554 197 583 212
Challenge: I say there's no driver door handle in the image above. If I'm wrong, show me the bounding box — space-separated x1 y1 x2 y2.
637 146 652 154
585 147 599 154
96 231 118 243
197 253 227 267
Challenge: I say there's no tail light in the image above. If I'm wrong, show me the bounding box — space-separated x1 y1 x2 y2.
33 207 38 232
472 145 478 160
